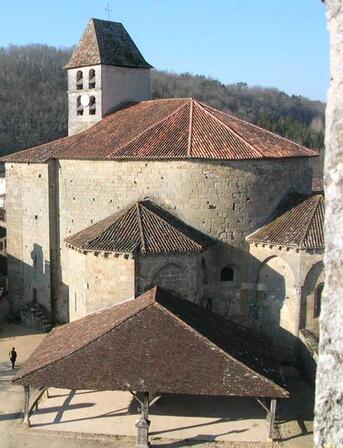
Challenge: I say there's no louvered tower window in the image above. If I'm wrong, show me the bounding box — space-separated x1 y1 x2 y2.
76 71 83 90
89 69 96 89
77 96 83 116
89 96 96 115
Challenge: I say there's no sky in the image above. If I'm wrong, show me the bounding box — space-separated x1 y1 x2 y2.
0 0 330 101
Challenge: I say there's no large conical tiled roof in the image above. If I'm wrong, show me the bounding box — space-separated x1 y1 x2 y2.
13 286 288 398
65 199 213 254
2 99 318 163
246 194 324 249
64 19 152 70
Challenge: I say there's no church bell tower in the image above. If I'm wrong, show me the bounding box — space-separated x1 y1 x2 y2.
65 19 152 136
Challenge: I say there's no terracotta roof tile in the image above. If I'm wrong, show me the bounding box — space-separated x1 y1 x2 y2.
13 287 288 398
64 19 152 70
2 99 318 163
65 199 213 253
246 194 324 249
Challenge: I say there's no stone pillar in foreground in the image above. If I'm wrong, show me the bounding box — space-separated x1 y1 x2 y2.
315 1 343 447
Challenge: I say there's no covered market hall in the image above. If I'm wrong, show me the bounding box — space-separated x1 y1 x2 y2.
13 287 289 447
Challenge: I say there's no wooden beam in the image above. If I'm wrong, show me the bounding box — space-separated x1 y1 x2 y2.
268 399 277 441
23 385 30 427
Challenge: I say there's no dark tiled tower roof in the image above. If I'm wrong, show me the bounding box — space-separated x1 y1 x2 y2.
65 200 213 254
246 194 325 249
13 286 288 398
64 18 152 70
2 99 318 163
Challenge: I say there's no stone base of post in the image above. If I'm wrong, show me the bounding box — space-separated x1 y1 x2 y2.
135 417 151 448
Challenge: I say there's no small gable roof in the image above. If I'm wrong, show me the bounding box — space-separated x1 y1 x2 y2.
2 99 317 164
65 200 213 254
13 287 288 398
246 194 324 249
64 19 152 70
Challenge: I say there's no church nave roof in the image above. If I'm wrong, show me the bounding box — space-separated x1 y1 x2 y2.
2 98 317 163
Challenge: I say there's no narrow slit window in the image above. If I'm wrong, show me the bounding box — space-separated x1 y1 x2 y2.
76 70 83 90
32 288 37 304
89 69 96 89
89 96 96 115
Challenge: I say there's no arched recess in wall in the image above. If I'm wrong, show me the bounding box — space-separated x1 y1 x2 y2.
256 255 295 342
300 261 324 332
152 263 185 296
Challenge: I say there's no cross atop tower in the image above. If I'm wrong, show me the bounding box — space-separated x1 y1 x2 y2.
105 3 112 21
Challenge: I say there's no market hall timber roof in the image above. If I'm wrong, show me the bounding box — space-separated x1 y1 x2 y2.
64 19 152 70
13 286 288 398
246 194 324 249
65 200 213 254
2 98 318 163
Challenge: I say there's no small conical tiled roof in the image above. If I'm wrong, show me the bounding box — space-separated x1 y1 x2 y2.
246 194 324 249
64 19 152 69
65 200 213 253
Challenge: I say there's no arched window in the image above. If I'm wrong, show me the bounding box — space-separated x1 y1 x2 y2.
76 70 83 90
314 283 323 319
77 96 83 116
221 266 234 282
89 69 96 89
89 96 96 115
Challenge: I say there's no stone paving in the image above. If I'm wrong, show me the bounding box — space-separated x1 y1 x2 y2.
0 321 314 448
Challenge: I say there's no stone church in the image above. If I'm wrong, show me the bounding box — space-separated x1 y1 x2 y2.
2 19 324 366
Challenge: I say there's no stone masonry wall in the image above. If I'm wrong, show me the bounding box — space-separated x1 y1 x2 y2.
315 1 343 446
5 162 52 317
64 247 135 321
55 157 312 321
248 243 323 361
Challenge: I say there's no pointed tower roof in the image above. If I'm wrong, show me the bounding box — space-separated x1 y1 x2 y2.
65 199 213 253
65 18 152 70
13 286 288 398
246 194 325 249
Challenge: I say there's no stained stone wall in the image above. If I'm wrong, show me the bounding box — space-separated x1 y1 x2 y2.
64 247 135 321
315 1 343 446
54 157 311 321
5 163 53 318
6 156 312 323
248 243 324 362
135 252 203 305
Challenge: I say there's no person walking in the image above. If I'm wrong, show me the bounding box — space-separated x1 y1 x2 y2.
9 347 17 369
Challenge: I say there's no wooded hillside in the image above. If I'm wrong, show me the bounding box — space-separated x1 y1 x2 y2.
0 44 325 172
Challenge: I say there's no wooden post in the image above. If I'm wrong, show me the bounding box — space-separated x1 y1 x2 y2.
23 385 31 427
268 399 277 440
135 392 150 448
